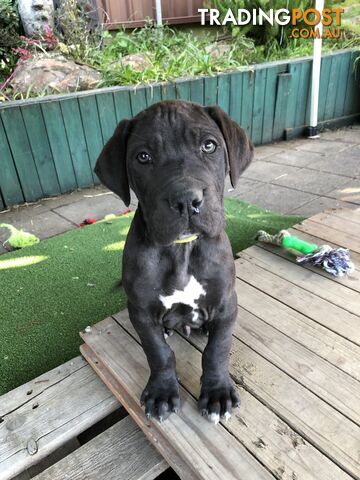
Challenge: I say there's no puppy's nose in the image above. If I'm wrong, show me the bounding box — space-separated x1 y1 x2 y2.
169 190 203 216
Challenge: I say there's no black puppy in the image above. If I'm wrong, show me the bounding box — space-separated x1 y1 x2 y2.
95 100 253 424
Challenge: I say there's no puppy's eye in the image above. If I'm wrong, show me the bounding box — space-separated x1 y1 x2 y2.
201 140 217 154
136 151 152 164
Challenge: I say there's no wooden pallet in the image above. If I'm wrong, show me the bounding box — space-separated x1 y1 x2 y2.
80 207 360 480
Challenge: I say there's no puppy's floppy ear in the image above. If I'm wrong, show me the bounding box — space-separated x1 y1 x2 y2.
94 119 132 206
205 106 254 188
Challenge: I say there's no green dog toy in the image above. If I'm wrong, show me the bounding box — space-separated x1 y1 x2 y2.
256 229 354 277
0 223 40 249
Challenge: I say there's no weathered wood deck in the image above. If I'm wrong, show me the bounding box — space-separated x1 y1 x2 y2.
1 207 359 480
81 207 360 480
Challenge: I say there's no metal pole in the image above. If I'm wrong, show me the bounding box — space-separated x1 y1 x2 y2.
308 0 324 138
155 0 163 26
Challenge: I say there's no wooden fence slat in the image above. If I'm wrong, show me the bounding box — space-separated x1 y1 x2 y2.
324 55 342 120
286 62 301 129
161 83 177 101
21 104 61 196
318 55 332 122
96 92 118 142
0 107 43 202
272 73 291 140
334 52 351 118
295 62 311 127
0 190 4 211
113 89 133 121
251 68 267 145
189 78 204 105
78 95 104 183
145 85 162 107
217 74 231 114
0 118 24 207
129 86 148 116
203 75 217 106
344 51 360 115
175 79 191 101
240 70 255 137
261 66 278 144
60 98 94 189
229 72 242 125
41 102 77 193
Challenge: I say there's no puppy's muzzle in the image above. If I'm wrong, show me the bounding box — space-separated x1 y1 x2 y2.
169 189 203 216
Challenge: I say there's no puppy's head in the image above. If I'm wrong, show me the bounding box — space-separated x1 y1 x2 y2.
95 100 253 245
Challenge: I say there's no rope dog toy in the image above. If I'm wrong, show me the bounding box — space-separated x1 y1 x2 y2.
256 229 354 277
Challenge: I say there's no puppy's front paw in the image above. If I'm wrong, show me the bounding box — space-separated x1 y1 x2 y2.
198 377 240 425
140 371 180 422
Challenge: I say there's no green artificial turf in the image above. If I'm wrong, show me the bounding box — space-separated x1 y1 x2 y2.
0 198 304 395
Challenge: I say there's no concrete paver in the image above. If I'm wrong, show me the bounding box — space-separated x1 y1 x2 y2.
289 196 357 216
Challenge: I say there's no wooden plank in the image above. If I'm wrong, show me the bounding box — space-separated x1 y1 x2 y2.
294 62 311 127
161 83 177 101
0 356 119 480
318 55 333 122
0 118 24 207
41 102 77 193
0 107 43 203
96 92 118 142
21 104 61 197
234 270 360 382
203 76 217 106
261 67 278 144
241 70 255 137
80 318 273 480
114 310 354 480
324 55 342 120
113 89 133 121
175 78 191 101
190 78 204 105
306 211 360 238
240 245 360 317
34 415 168 480
272 73 292 140
78 95 104 183
344 51 360 115
145 85 162 107
233 285 360 425
295 218 360 254
129 87 148 116
251 69 267 145
235 256 359 346
285 62 301 129
181 321 360 478
334 52 352 118
229 72 242 125
326 207 360 226
217 73 231 114
60 98 94 189
80 343 195 480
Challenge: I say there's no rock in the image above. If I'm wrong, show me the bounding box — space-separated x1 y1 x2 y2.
118 53 153 72
10 54 101 94
18 0 54 37
205 42 232 60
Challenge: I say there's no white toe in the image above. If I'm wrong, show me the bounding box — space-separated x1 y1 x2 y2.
223 411 231 422
209 412 220 425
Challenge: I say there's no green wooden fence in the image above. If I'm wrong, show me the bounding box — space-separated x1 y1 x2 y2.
0 49 359 210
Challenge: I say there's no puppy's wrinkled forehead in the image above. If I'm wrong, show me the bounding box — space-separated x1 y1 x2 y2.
129 101 221 148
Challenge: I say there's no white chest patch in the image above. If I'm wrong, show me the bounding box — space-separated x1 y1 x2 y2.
159 276 205 319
